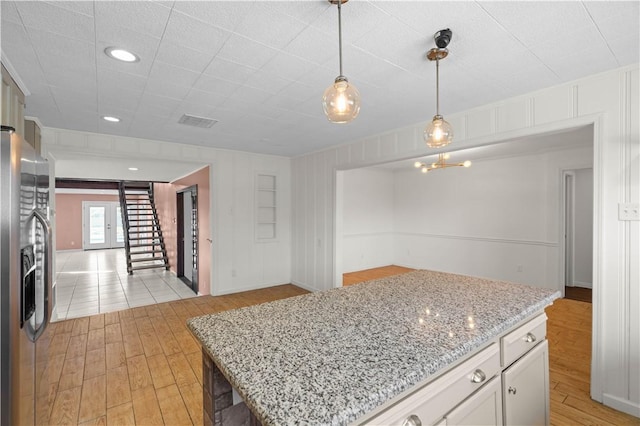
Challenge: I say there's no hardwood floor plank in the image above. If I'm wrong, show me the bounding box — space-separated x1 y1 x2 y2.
127 354 153 391
106 365 132 409
123 332 145 359
104 323 122 344
107 402 135 426
59 356 85 391
89 314 105 330
147 353 176 389
85 348 106 380
66 333 88 360
49 332 72 356
131 385 164 425
178 382 203 426
564 395 640 425
78 415 106 426
156 384 193 426
105 341 126 370
49 387 82 426
72 318 90 336
87 328 106 352
103 311 120 326
78 375 106 423
166 352 198 388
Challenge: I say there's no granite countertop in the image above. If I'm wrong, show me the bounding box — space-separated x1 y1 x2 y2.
187 270 560 426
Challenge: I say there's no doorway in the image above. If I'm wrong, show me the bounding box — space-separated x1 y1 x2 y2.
177 185 198 293
561 168 593 302
82 201 124 250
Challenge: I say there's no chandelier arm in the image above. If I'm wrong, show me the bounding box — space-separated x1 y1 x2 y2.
338 0 343 77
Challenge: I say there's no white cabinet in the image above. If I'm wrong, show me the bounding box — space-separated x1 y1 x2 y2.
446 375 503 426
502 340 550 426
361 344 501 426
357 313 551 426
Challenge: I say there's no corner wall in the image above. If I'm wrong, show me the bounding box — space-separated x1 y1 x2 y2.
54 193 119 250
154 166 211 295
292 65 639 416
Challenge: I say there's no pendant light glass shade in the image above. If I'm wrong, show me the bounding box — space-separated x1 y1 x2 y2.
424 114 453 148
323 0 360 123
322 76 361 123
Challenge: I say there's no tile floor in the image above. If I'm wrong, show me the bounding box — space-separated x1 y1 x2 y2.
54 249 197 321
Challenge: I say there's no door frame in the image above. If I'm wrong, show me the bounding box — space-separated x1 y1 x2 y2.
177 185 198 293
82 201 124 250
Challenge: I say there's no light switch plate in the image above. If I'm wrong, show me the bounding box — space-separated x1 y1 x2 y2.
618 203 640 221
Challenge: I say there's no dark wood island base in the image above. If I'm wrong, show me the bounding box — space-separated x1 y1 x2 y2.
202 349 262 426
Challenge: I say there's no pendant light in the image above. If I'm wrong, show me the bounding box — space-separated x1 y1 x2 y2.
424 29 453 148
322 0 361 123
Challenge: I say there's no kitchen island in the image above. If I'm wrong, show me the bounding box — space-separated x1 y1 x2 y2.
187 270 560 426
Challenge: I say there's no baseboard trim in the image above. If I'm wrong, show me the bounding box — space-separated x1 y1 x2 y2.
602 393 640 417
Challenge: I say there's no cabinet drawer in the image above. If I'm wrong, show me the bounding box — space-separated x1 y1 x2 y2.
501 313 547 367
361 344 500 426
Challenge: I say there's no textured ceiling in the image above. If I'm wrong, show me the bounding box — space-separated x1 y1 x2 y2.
1 1 638 157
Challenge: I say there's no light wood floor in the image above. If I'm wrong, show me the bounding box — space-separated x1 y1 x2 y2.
39 267 639 425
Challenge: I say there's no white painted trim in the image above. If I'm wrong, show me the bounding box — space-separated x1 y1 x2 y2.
334 170 344 288
572 280 592 289
0 52 30 96
290 279 319 293
590 114 605 403
214 280 297 296
602 393 640 418
394 232 558 247
343 231 394 239
24 116 44 130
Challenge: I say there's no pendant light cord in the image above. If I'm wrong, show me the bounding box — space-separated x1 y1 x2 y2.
338 0 343 77
435 57 440 116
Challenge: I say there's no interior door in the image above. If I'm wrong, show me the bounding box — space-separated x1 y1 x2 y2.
177 186 198 293
83 202 124 250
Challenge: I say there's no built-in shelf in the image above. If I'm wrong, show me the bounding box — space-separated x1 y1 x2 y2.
256 174 276 241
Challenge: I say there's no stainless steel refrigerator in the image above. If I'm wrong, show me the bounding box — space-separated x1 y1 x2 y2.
1 125 52 425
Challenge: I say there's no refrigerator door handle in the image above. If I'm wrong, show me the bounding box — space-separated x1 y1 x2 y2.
26 208 51 342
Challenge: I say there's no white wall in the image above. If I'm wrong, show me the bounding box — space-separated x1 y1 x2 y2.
292 65 640 416
41 128 292 296
393 146 593 289
341 168 394 273
573 168 594 287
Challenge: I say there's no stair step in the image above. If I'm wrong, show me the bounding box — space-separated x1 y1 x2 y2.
129 256 167 263
129 237 161 241
129 243 158 248
130 264 168 271
130 248 165 254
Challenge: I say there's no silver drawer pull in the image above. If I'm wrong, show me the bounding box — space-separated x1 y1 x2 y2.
508 386 517 395
402 414 422 426
470 369 486 383
525 332 537 343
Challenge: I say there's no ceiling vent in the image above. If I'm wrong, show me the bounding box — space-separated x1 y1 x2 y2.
178 114 218 128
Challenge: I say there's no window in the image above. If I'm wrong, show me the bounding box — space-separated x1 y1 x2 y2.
256 174 276 240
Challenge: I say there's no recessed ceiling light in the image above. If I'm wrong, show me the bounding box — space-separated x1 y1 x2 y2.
128 167 138 171
102 116 120 122
104 47 139 63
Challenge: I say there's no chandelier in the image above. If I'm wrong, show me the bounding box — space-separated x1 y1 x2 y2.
414 153 471 173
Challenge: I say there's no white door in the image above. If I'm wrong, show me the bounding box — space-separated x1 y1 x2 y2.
83 202 125 250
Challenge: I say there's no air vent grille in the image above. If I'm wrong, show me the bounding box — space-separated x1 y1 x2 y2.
178 114 218 128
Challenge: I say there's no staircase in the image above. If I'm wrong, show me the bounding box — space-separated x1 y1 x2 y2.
118 181 169 274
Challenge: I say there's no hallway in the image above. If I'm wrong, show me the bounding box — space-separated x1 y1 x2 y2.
54 249 197 321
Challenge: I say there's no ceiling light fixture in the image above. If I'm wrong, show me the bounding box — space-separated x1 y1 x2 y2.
102 116 120 122
322 0 360 124
424 29 454 148
128 167 138 171
414 153 471 174
104 47 139 63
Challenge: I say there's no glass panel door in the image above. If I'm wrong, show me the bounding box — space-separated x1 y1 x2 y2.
83 202 125 249
84 203 110 249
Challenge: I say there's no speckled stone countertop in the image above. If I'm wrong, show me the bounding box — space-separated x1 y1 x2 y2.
187 270 560 426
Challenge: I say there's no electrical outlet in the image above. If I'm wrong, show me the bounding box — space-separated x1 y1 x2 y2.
619 203 640 221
